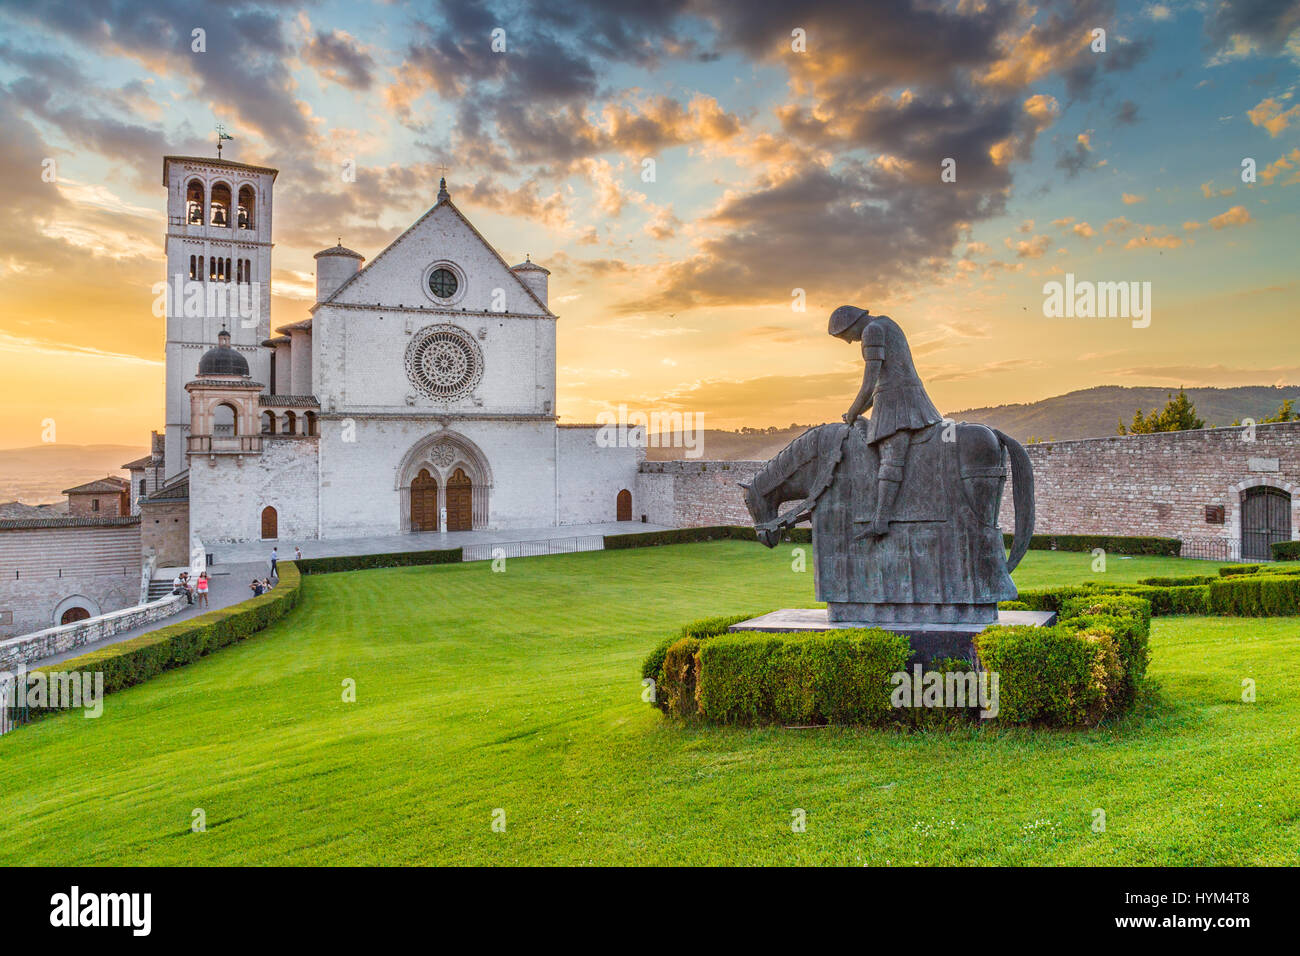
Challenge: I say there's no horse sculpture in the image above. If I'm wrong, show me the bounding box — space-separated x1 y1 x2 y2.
740 407 1035 626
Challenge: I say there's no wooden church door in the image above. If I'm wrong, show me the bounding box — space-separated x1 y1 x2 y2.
411 469 439 532
446 468 473 532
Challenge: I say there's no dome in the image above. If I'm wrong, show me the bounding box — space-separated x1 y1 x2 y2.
313 243 364 261
197 329 250 377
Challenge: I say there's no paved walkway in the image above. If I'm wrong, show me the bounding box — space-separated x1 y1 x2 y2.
32 561 268 670
208 521 672 565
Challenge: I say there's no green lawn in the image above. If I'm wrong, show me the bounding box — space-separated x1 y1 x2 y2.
1 542 1296 866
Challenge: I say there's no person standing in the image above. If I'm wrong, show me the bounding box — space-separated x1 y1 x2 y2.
196 571 210 608
270 546 279 580
294 545 302 562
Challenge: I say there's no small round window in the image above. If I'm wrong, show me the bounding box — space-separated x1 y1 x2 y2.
428 267 458 299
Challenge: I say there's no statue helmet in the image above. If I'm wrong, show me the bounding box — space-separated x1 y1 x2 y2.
828 305 869 336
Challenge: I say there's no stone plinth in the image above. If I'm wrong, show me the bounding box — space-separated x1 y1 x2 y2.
728 608 1057 664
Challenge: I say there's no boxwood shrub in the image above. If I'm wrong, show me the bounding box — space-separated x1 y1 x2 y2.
296 549 460 573
973 624 1119 727
1000 533 1180 556
695 629 910 726
641 612 763 714
1207 574 1300 616
606 525 810 550
1272 542 1300 561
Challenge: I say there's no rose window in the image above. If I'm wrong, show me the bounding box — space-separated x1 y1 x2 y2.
405 325 483 400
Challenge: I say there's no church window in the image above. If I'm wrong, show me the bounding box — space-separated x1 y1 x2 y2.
237 185 255 229
189 255 197 280
261 411 276 434
210 182 232 227
404 324 485 400
186 179 205 224
428 267 458 299
225 257 232 282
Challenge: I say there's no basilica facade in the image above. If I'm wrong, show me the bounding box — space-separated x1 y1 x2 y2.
149 155 641 546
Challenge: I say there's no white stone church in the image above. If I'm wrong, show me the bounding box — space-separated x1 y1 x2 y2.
141 155 642 547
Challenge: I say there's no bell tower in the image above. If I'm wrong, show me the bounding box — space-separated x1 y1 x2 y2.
161 154 278 478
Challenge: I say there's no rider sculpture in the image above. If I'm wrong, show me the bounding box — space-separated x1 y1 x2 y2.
742 307 1035 626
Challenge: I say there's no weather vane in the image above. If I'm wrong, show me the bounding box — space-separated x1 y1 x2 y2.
216 124 234 159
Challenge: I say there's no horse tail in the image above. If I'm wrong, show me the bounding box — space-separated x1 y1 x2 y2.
994 428 1035 573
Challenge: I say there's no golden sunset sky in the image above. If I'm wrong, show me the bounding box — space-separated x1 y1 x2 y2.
0 0 1297 448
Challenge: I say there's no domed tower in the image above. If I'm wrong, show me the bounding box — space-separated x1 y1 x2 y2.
510 255 550 308
314 242 364 304
185 328 265 460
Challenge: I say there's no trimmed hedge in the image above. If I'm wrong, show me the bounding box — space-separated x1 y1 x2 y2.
1058 594 1151 706
696 629 910 726
29 562 303 713
1137 574 1217 587
1207 574 1300 616
1001 533 1180 556
296 549 460 574
647 595 1153 729
606 525 810 550
641 612 761 714
1272 542 1300 561
974 624 1119 727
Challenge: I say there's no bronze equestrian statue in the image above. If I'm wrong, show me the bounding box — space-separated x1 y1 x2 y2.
741 307 1035 626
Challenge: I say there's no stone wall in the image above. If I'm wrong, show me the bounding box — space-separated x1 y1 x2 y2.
0 519 143 638
637 422 1300 554
140 498 190 566
995 421 1300 549
0 593 185 671
636 460 762 527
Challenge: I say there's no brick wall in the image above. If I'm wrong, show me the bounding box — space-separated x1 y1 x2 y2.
995 421 1300 547
0 521 143 638
636 460 762 527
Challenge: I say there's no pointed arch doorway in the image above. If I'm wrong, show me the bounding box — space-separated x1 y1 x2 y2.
446 468 473 532
411 468 439 532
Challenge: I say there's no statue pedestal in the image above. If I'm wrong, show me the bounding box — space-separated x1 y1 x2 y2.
728 608 1057 665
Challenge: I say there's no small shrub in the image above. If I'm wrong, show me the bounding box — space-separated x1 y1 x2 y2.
660 638 704 718
1208 575 1300 616
695 629 910 726
1272 541 1300 561
974 624 1114 727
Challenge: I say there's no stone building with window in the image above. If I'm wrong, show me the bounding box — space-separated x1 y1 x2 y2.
149 156 641 546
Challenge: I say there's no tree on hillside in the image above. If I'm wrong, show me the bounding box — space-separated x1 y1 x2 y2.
1231 398 1297 426
1117 389 1205 435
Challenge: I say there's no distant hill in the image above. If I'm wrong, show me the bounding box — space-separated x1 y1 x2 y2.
0 444 146 504
645 386 1300 459
644 425 814 462
946 386 1300 443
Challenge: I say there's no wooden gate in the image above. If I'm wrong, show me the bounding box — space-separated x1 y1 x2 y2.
1241 486 1290 560
411 469 439 532
447 468 473 531
616 488 632 521
60 606 90 625
261 506 278 540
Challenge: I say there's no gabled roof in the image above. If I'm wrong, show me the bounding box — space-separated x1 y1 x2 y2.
63 476 129 495
121 454 158 470
312 187 555 318
144 471 190 503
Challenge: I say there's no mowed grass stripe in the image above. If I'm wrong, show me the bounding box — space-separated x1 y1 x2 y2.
2 542 1295 865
